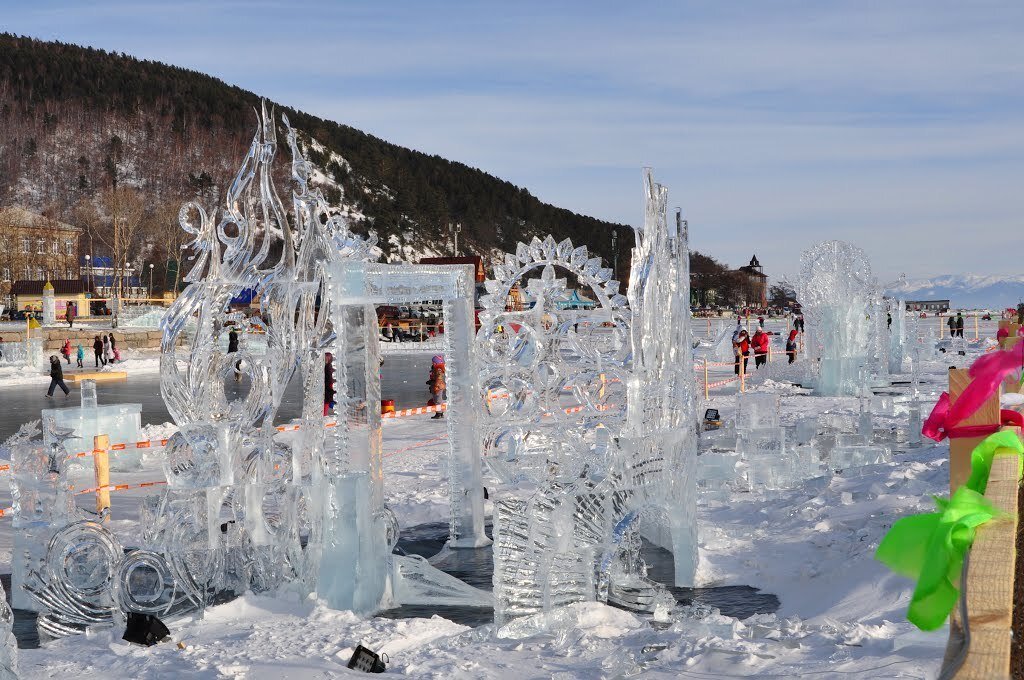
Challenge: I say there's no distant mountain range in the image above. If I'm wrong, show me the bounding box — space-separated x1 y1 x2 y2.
885 274 1024 310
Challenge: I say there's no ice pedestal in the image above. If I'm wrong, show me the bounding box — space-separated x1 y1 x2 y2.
830 446 891 472
318 472 388 615
697 452 741 490
42 382 143 472
736 393 781 430
794 416 818 445
9 441 76 611
737 427 786 459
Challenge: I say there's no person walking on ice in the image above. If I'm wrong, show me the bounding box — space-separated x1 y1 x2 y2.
46 355 70 397
75 343 84 368
786 329 799 364
428 355 446 419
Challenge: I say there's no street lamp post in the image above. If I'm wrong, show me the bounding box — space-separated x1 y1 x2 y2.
451 222 462 257
610 229 618 282
148 263 155 300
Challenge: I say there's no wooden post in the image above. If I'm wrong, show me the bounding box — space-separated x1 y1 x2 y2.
740 354 746 393
974 313 979 341
950 448 1021 679
93 434 111 522
938 313 944 339
947 368 1001 492
745 311 751 335
703 358 709 400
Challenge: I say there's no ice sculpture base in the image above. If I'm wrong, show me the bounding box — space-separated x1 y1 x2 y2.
446 535 493 549
390 554 493 607
318 472 388 616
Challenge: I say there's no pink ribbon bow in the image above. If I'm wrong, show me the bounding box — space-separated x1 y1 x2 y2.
922 343 1024 442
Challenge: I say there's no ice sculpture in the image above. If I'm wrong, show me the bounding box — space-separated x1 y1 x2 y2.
797 241 876 396
484 169 698 627
17 104 367 636
0 577 15 680
5 421 77 612
309 256 491 613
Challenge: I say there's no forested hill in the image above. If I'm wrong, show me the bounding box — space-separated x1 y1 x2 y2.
0 34 632 267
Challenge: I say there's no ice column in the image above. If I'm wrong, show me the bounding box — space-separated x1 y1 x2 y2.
889 298 906 374
797 241 876 396
317 261 388 614
441 270 488 548
0 576 15 679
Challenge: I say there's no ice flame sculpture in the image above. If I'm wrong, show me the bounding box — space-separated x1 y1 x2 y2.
18 104 382 639
797 241 877 396
484 169 697 627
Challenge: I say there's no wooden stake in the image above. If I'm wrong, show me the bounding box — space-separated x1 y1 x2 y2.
740 354 746 393
947 368 1001 492
953 448 1021 679
93 434 111 522
703 358 709 400
974 313 979 341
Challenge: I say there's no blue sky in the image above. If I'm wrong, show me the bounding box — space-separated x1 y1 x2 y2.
3 0 1022 282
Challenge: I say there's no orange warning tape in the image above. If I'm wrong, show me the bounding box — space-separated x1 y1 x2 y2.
73 480 167 496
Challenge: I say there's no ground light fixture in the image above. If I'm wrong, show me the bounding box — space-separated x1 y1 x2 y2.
347 644 388 673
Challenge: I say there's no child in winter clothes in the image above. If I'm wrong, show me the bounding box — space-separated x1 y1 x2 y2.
785 330 798 364
75 344 84 368
428 355 447 419
61 339 72 365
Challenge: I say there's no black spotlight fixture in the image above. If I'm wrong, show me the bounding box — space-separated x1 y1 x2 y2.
122 612 171 646
347 644 388 673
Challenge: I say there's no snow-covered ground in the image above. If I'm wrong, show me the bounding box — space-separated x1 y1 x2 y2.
0 328 983 678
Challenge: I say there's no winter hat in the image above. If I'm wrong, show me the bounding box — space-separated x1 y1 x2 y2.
432 355 444 365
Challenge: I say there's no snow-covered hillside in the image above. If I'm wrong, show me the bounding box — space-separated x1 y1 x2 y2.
885 274 1024 309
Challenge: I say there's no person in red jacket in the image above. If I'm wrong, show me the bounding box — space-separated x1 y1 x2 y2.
785 329 799 364
752 328 770 369
734 330 750 376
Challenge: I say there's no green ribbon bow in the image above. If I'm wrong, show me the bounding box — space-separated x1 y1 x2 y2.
875 430 1024 631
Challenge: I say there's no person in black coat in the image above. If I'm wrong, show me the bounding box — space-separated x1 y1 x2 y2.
47 355 70 397
92 336 103 368
323 352 336 416
227 327 242 379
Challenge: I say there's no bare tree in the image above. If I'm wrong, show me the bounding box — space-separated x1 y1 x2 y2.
91 187 146 300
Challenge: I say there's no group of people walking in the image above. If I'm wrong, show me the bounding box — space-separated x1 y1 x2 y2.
92 334 119 367
947 311 965 338
733 318 802 375
53 334 120 371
